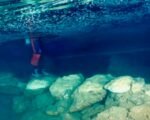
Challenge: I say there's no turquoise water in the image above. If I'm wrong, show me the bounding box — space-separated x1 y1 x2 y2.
0 0 150 120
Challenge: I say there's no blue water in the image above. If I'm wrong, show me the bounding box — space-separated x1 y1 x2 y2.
0 0 150 120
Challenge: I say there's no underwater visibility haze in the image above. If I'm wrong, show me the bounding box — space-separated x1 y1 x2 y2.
0 0 150 120
0 0 150 40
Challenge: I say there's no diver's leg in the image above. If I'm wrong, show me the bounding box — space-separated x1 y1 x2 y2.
32 66 41 77
40 54 51 75
31 53 42 77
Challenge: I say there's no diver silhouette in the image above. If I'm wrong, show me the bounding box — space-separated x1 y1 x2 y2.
30 36 49 77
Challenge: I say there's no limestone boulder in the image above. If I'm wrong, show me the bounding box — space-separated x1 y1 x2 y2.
0 73 25 95
104 76 133 93
128 104 150 120
81 103 104 120
70 78 106 112
86 74 113 85
105 90 150 109
131 77 145 93
95 106 128 120
46 97 71 116
49 74 83 99
25 79 49 95
144 84 150 97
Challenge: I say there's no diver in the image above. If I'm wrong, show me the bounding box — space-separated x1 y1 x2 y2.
29 36 49 77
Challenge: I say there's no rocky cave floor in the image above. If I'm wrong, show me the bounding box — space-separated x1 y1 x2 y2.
0 73 150 120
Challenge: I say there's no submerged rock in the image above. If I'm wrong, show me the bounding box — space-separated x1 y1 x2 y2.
25 79 49 95
131 78 145 93
13 96 30 113
70 76 106 112
46 95 72 116
128 104 150 120
46 107 60 116
144 84 150 97
95 106 128 120
21 111 60 120
104 76 133 93
61 113 81 120
32 92 55 110
11 74 150 120
105 90 150 109
86 74 113 85
105 92 135 109
25 75 56 95
0 73 25 95
49 74 83 99
105 77 150 109
81 103 105 120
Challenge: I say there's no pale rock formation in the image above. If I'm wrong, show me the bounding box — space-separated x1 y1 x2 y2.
11 74 150 120
86 74 113 85
144 84 150 97
70 76 106 112
25 77 53 95
105 89 150 109
49 74 83 99
128 104 150 120
131 77 145 93
81 103 105 120
46 97 71 116
95 106 128 120
104 76 134 93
